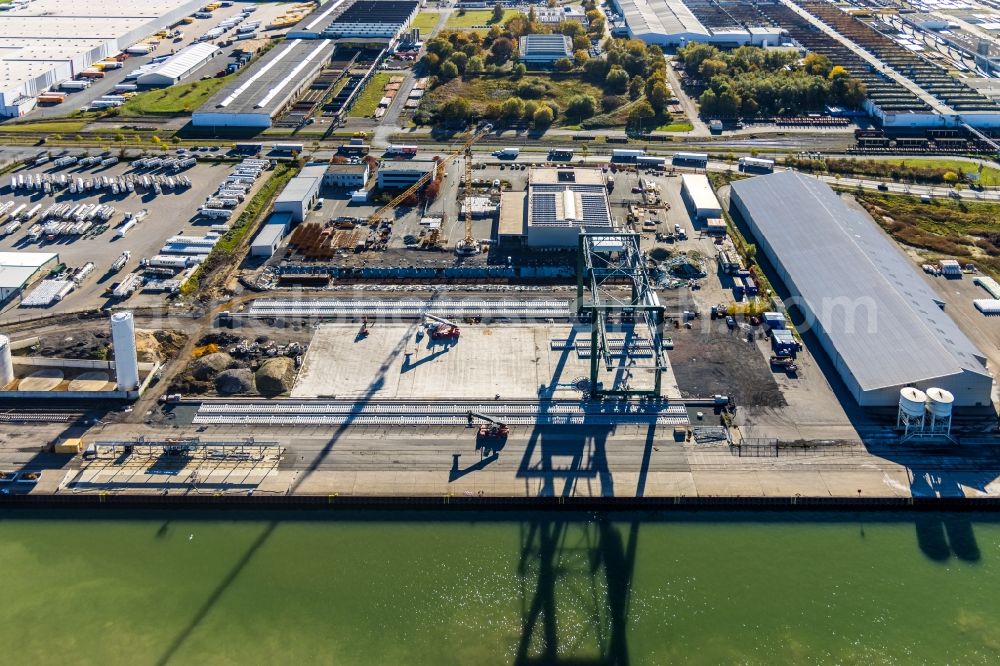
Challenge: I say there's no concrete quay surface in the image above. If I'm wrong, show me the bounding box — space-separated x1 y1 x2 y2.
7 420 1000 501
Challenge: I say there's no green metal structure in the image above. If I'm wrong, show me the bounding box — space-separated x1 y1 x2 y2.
576 232 667 397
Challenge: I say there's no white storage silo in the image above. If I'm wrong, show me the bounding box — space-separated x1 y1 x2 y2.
0 335 13 388
896 387 926 437
110 312 140 391
925 387 954 435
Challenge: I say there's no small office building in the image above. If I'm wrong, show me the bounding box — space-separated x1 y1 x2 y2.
325 162 370 188
273 165 325 222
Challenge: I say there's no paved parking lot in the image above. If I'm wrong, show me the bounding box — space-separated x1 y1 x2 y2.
0 160 252 317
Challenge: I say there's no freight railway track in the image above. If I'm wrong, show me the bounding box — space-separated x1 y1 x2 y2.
240 298 574 320
193 399 691 426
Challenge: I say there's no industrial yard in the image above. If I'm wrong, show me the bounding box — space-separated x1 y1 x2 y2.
0 155 273 313
0 0 996 509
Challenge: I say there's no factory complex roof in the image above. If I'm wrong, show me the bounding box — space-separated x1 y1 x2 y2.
614 0 708 39
528 167 611 229
730 171 989 391
200 39 336 116
329 0 418 26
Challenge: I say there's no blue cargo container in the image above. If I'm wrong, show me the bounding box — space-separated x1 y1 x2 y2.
771 329 797 355
763 312 785 329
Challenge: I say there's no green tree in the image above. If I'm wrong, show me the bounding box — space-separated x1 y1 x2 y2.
628 75 644 100
584 58 608 81
501 97 525 121
492 2 505 23
648 80 669 113
565 94 597 120
533 105 554 127
699 58 727 79
422 52 441 73
512 62 527 79
627 100 655 130
439 97 472 122
554 57 573 72
439 60 459 80
491 36 515 64
677 42 719 74
466 55 485 76
605 65 629 94
803 53 833 77
574 49 589 66
561 20 586 38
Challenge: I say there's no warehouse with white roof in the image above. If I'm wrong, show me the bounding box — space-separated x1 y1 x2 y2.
730 171 993 408
680 173 721 218
0 251 60 301
136 43 221 86
192 39 336 129
609 0 783 47
0 0 205 116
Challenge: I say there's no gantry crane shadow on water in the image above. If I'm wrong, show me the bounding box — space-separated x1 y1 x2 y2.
515 517 639 665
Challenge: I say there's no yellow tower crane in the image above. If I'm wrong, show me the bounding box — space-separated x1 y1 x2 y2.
366 127 492 253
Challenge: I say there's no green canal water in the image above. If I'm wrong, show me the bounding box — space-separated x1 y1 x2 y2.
1 510 998 665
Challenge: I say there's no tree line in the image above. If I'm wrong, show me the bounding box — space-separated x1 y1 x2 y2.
677 44 866 118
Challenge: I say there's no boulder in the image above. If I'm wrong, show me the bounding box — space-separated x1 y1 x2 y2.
214 368 254 395
255 357 295 396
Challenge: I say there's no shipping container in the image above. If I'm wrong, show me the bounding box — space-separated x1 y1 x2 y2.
611 149 646 162
672 152 708 167
738 156 774 173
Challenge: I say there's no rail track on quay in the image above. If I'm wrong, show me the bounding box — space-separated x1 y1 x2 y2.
193 398 692 427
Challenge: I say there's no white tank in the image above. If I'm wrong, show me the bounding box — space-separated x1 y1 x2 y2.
925 387 954 418
0 334 13 388
110 312 140 391
898 387 927 417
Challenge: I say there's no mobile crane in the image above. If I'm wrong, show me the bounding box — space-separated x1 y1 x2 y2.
467 411 510 440
424 313 460 340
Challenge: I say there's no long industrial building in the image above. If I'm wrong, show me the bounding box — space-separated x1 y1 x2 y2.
730 171 993 408
0 0 205 116
610 0 783 46
192 38 337 129
136 42 221 86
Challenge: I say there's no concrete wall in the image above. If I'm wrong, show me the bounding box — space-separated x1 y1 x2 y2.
191 111 274 128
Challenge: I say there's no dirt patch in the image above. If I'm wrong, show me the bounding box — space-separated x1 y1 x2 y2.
670 326 787 408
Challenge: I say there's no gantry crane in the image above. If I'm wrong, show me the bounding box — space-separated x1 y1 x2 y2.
366 125 492 238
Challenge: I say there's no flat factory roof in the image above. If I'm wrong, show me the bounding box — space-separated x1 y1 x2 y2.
0 251 58 289
499 191 528 237
528 168 611 228
329 0 419 26
680 173 720 212
252 223 286 249
730 171 990 394
613 0 708 40
197 39 337 118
